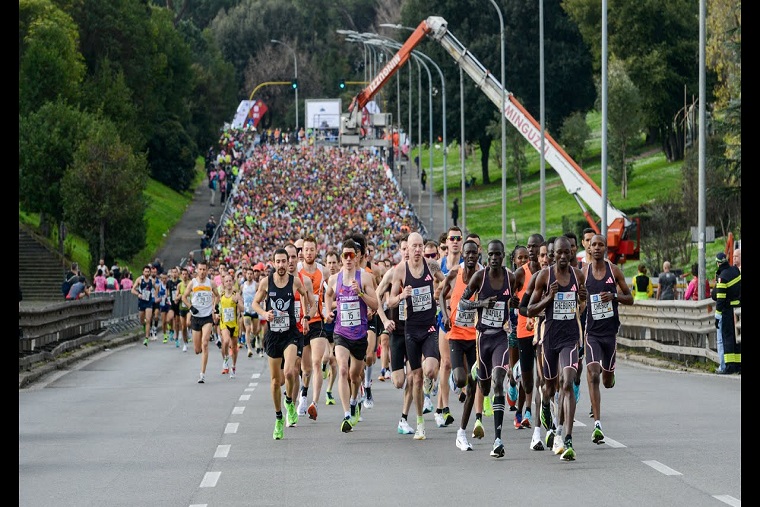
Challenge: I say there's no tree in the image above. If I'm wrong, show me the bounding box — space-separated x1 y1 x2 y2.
19 0 85 116
19 101 95 239
559 111 591 166
603 58 643 198
147 114 198 192
61 120 149 268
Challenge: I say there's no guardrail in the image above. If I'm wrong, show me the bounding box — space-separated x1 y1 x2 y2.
617 299 740 365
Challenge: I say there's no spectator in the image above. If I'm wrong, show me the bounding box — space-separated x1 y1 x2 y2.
120 270 133 291
656 261 678 300
733 247 741 272
451 198 459 227
421 168 427 191
105 271 120 292
61 262 80 298
93 269 107 292
205 215 217 239
96 258 109 277
66 276 90 300
110 261 122 281
683 263 710 301
631 263 653 300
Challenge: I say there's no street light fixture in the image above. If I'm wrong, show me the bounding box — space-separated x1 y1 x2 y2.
271 39 298 131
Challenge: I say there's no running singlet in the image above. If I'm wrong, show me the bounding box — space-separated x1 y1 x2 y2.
333 271 368 340
266 274 296 334
584 261 620 337
137 277 155 303
516 264 534 339
219 292 239 330
300 265 324 325
448 268 477 340
166 278 180 307
403 261 437 333
542 268 582 348
188 277 214 318
475 267 512 333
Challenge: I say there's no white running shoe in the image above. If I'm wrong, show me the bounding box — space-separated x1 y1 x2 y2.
423 377 433 395
397 419 414 435
431 377 439 397
530 427 544 451
182 343 187 352
297 395 308 416
384 369 391 380
449 372 462 395
434 412 445 428
552 434 565 455
362 395 374 409
413 423 426 440
197 373 205 384
456 428 473 451
423 395 434 414
230 367 236 379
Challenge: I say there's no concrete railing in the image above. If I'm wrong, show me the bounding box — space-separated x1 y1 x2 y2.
616 299 740 364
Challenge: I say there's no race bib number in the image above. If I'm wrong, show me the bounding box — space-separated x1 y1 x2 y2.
222 306 235 323
552 292 577 321
481 301 506 328
410 285 432 313
399 299 406 321
171 288 179 301
294 300 301 320
339 301 361 327
270 309 290 332
589 293 613 320
454 307 476 327
140 287 152 301
192 291 212 308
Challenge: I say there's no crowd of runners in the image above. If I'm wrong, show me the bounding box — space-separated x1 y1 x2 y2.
130 127 643 462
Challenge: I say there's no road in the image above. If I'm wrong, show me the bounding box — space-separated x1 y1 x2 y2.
19 338 741 507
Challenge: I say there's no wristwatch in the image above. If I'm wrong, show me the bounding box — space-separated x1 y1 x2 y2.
303 314 311 320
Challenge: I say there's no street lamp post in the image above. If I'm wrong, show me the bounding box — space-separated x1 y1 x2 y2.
488 0 508 248
271 39 298 131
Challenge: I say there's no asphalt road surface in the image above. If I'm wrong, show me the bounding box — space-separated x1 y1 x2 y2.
19 339 741 507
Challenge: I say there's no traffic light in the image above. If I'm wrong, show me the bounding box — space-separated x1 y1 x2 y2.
339 79 346 90
291 79 298 90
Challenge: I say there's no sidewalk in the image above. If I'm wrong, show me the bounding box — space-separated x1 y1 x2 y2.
391 156 449 241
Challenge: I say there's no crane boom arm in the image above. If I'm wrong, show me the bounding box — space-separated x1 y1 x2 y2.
424 16 627 227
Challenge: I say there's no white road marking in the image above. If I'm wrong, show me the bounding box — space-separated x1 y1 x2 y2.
199 471 221 487
251 373 261 379
214 445 230 458
713 495 741 506
232 406 245 415
224 423 239 433
189 504 208 507
602 437 626 448
239 394 251 401
643 460 682 475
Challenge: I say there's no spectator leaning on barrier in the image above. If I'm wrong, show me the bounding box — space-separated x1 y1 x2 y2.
66 276 90 300
631 263 653 300
656 261 678 300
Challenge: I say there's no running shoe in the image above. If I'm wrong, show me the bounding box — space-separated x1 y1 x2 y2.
561 437 575 461
458 389 467 403
175 337 180 348
384 369 391 381
230 367 236 379
471 363 478 381
545 428 555 449
363 393 374 409
434 412 445 428
397 419 415 435
259 350 264 357
541 403 553 430
449 372 462 396
431 378 439 397
182 343 187 352
273 418 284 440
573 382 581 403
522 410 532 429
248 349 253 358
514 411 524 429
222 357 229 374
325 391 336 405
444 412 455 426
143 338 149 347
215 337 221 349
472 419 485 440
322 363 328 379
592 422 605 444
483 396 493 417
357 384 366 404
552 434 565 455
378 368 387 381
169 330 174 342
490 438 505 458
508 383 518 407
163 333 168 344
285 400 298 427
456 429 473 451
197 373 205 384
297 395 308 416
589 407 594 418
308 402 318 421
341 417 353 433
530 427 545 451
413 423 426 440
350 405 360 426
423 377 433 396
423 394 434 414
